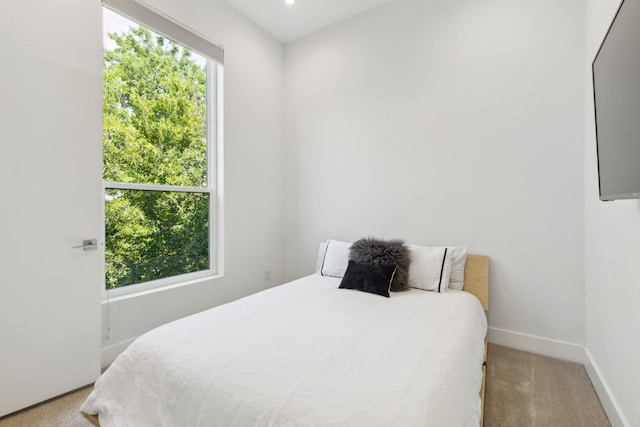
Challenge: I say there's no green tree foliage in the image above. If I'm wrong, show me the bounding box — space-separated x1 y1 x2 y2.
104 26 209 289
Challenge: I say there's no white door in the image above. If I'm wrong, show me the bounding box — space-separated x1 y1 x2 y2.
0 0 102 416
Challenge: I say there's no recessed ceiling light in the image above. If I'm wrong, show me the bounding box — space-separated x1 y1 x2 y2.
285 0 295 5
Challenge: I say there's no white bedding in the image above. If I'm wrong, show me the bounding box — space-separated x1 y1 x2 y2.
82 274 487 427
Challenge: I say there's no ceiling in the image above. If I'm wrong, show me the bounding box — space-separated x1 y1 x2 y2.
223 0 397 43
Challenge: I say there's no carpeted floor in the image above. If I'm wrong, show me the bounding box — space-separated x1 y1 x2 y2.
0 344 610 426
485 344 610 427
0 387 93 427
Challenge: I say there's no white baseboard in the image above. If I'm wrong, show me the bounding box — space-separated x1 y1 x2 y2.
101 338 135 369
487 327 584 363
583 348 629 427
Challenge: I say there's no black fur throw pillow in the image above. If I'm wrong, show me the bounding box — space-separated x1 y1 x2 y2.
350 237 410 292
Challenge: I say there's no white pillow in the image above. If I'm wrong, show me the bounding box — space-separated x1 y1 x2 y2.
408 245 453 292
447 246 468 291
320 239 352 278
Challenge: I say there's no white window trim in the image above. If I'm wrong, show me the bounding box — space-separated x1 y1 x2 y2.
101 2 224 300
102 0 224 64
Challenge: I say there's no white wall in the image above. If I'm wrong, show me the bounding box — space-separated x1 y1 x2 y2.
101 0 286 365
585 0 640 425
284 0 586 351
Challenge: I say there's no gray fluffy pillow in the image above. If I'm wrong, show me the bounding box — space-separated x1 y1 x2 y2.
350 237 410 292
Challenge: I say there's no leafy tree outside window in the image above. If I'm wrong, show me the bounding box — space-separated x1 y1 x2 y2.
103 7 219 290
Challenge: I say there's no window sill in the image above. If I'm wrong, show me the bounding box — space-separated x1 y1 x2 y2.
102 273 224 304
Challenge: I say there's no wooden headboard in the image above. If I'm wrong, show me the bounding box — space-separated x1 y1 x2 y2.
463 254 489 311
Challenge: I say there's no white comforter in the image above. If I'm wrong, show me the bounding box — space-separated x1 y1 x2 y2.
82 275 487 427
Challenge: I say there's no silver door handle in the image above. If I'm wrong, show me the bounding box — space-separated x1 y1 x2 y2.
72 239 98 251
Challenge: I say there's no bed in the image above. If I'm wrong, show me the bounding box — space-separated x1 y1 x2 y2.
81 243 489 427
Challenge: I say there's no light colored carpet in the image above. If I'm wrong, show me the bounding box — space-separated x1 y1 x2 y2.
485 344 610 427
0 344 611 426
0 387 93 427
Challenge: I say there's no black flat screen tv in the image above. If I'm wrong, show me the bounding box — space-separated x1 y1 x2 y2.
592 0 640 201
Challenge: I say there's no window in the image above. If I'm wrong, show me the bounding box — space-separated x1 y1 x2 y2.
102 0 223 294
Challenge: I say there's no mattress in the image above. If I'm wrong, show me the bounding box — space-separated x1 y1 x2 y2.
81 274 487 426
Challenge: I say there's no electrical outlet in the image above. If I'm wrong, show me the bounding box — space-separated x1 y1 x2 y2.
264 268 271 280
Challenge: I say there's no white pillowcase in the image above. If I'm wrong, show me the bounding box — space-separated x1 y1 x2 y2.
447 246 468 291
320 239 352 278
407 245 453 292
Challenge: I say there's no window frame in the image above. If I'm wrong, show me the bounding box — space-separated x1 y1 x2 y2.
101 0 224 299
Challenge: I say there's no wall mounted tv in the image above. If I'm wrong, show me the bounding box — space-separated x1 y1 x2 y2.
592 0 640 201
